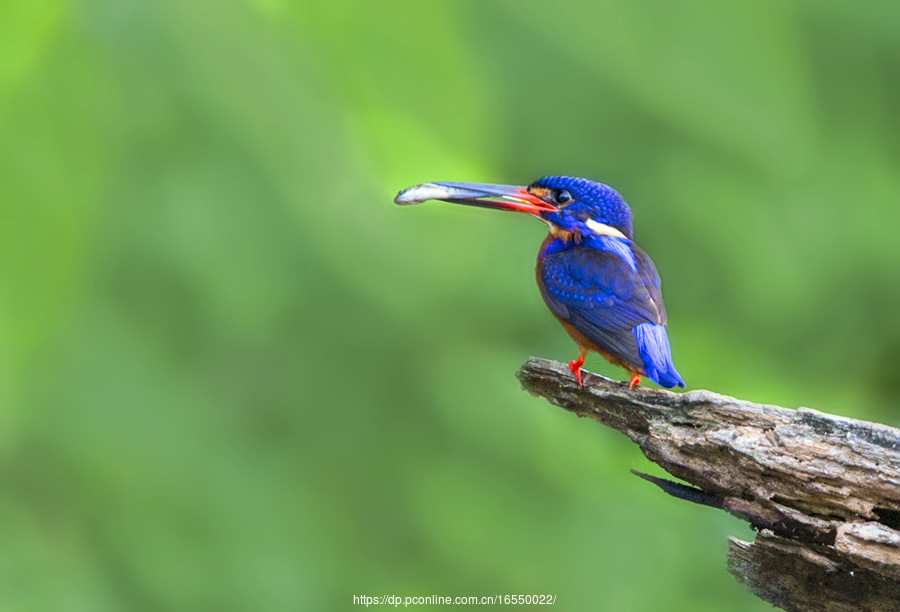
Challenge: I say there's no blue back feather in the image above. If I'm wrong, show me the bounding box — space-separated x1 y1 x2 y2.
539 240 685 388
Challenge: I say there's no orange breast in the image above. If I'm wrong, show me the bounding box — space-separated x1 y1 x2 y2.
555 315 643 375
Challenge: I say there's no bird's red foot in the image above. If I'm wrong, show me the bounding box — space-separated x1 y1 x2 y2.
628 373 642 390
569 354 585 389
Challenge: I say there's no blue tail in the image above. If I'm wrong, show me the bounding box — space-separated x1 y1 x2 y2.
632 323 685 388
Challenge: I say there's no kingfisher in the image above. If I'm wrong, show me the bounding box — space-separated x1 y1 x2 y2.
395 176 685 390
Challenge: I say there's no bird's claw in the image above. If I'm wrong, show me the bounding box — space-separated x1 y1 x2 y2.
568 359 584 389
628 373 641 390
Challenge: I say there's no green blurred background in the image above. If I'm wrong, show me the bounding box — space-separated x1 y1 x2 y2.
2 0 898 609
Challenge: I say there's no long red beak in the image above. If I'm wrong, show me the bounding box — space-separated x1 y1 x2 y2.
394 181 556 216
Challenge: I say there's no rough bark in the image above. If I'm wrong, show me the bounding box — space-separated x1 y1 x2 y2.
516 357 900 611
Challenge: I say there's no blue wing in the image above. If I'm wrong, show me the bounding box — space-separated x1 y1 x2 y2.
539 242 684 387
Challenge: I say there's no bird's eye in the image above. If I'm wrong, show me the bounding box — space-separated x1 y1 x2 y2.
554 190 572 205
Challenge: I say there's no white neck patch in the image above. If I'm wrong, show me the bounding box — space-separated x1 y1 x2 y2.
585 218 627 239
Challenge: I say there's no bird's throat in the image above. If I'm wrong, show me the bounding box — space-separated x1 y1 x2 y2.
547 223 581 245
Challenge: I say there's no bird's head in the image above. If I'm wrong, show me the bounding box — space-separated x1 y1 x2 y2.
395 175 633 240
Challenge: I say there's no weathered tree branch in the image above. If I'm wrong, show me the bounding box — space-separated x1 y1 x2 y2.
517 357 900 612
